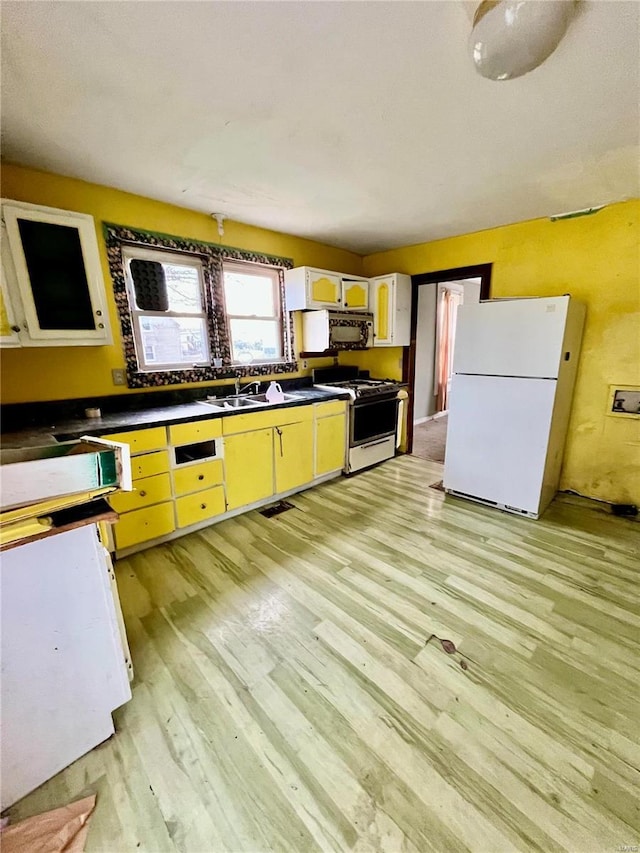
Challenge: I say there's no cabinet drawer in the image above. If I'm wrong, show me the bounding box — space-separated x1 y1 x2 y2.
114 502 175 550
103 426 167 455
222 404 312 435
131 449 170 480
173 459 224 496
314 399 347 418
176 486 226 528
169 418 222 446
169 418 222 447
110 473 172 514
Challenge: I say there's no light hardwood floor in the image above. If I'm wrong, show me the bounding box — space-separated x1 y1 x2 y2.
5 455 640 852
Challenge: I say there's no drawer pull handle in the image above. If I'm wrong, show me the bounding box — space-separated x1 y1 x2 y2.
200 503 207 510
198 474 204 480
139 490 147 497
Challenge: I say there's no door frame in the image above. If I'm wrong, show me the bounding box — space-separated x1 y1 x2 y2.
402 263 492 454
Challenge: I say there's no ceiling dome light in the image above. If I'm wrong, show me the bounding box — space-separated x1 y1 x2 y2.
470 0 577 81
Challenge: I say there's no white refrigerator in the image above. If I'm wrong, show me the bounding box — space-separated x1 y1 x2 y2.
443 296 585 518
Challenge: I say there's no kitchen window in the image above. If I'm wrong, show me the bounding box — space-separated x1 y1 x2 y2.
223 261 283 364
110 223 295 388
123 246 210 371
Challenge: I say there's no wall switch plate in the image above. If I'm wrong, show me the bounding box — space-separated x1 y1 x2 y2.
610 386 640 416
112 368 127 386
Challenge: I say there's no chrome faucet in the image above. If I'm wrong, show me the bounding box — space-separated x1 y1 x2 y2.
235 378 261 396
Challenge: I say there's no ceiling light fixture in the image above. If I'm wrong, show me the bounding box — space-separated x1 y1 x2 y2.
211 213 226 237
469 0 577 81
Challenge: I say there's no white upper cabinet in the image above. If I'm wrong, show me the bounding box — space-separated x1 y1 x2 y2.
285 267 370 312
1 199 112 347
371 273 411 347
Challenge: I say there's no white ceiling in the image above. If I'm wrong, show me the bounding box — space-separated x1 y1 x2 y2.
2 1 638 254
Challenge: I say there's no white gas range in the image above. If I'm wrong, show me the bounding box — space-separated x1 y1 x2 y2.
313 367 400 473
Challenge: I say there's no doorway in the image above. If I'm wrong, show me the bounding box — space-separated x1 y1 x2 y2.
404 264 492 459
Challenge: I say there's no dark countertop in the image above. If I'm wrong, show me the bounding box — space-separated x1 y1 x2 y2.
1 387 350 449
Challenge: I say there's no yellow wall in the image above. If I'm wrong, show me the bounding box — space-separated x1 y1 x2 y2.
363 200 640 505
339 348 403 381
0 163 363 403
3 163 638 505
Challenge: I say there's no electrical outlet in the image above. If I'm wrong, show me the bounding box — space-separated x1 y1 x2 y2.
112 368 126 386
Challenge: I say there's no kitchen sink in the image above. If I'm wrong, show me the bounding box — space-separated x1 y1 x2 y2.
199 391 303 410
198 395 264 410
251 392 302 404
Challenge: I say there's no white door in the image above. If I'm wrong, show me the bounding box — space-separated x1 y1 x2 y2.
453 297 570 379
444 374 556 514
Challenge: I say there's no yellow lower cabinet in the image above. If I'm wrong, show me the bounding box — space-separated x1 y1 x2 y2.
315 413 347 476
176 486 226 528
275 420 314 493
113 502 175 550
109 473 172 514
173 459 224 496
224 428 274 510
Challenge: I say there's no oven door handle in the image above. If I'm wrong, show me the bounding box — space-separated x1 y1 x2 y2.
361 437 394 449
352 395 399 408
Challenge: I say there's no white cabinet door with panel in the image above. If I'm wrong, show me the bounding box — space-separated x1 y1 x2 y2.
372 273 411 346
284 266 343 310
1 199 112 346
341 277 369 311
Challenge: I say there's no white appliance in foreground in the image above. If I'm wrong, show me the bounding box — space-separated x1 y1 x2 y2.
1 524 132 809
443 296 585 518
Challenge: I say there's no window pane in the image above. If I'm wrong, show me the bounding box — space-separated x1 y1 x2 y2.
229 319 282 362
130 259 168 311
224 270 275 316
138 315 209 366
163 264 204 313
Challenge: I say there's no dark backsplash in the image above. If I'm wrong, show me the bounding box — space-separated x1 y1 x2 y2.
1 376 315 432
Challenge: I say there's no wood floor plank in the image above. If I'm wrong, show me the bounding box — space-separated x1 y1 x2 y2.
5 455 639 851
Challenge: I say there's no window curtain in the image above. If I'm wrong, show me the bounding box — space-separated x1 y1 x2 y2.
436 289 452 412
435 288 464 412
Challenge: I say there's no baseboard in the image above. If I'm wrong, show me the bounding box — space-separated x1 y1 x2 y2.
413 411 447 426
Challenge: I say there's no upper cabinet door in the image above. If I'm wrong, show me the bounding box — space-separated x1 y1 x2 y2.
1 200 112 346
284 267 370 312
371 273 411 347
341 278 369 311
306 269 342 309
372 277 394 345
